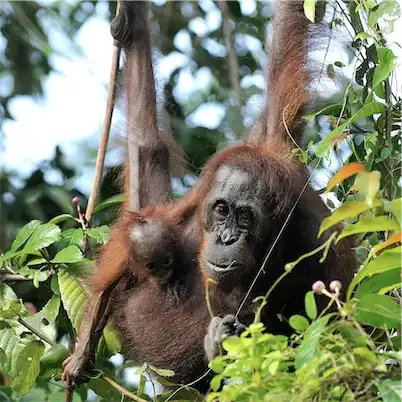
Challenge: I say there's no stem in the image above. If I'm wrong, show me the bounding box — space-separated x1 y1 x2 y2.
384 78 393 201
103 376 148 402
17 316 56 346
85 14 122 224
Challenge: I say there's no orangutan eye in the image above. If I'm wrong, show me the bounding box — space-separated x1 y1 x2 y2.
161 252 173 267
214 202 229 219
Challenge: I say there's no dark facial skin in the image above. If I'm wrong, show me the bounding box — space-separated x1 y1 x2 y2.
201 165 267 283
130 219 178 285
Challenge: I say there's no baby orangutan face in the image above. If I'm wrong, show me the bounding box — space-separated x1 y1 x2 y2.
129 219 178 285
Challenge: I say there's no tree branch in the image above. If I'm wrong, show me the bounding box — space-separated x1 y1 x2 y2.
219 1 241 105
85 2 122 224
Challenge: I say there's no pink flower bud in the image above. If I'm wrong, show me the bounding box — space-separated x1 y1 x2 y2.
329 280 342 293
72 197 80 206
312 280 326 294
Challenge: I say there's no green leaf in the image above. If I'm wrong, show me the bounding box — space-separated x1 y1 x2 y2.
0 284 18 304
0 328 28 376
10 220 41 252
40 344 69 368
0 348 8 363
33 271 48 289
347 247 401 299
319 200 382 236
69 229 84 247
316 102 385 156
51 246 83 264
295 316 330 369
372 48 397 89
303 104 342 121
384 198 402 225
88 378 120 400
12 340 45 395
354 294 401 329
303 0 316 22
369 0 401 26
48 214 75 225
93 194 123 214
101 322 122 355
305 291 317 320
58 269 87 330
338 215 400 241
148 365 175 377
43 295 61 322
23 224 61 253
210 375 223 392
354 32 373 40
352 171 381 206
86 226 110 245
355 268 401 299
376 377 402 402
289 315 310 331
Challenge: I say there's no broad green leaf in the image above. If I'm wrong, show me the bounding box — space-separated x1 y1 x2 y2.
289 315 309 331
0 328 28 376
355 268 401 299
316 102 385 156
303 104 343 121
0 348 7 363
303 0 316 22
86 226 110 245
93 194 123 214
12 340 45 395
377 377 402 402
88 378 120 400
70 229 84 247
23 224 61 253
338 216 400 241
295 316 330 369
58 269 87 330
0 284 18 304
326 162 365 193
43 295 61 322
305 291 317 320
354 294 401 329
101 322 122 355
40 344 69 368
352 171 381 206
372 48 397 89
347 247 401 299
51 246 83 264
10 220 41 252
384 198 402 225
48 214 75 225
319 200 382 237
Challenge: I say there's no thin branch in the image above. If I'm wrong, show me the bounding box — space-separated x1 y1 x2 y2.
85 3 122 224
219 1 241 105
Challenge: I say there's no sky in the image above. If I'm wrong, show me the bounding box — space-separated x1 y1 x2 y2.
1 0 401 196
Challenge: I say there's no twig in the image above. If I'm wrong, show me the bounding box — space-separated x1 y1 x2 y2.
219 1 241 105
17 316 56 346
85 2 122 224
0 273 31 283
